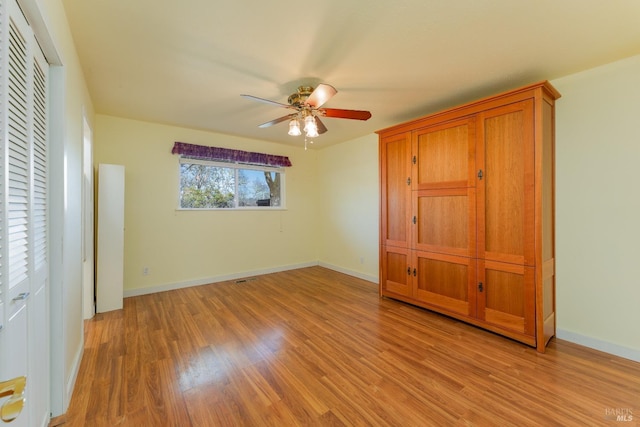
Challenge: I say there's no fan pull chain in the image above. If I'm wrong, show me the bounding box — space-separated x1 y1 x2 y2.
304 137 314 150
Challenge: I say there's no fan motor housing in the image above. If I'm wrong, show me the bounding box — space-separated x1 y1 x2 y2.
288 86 314 107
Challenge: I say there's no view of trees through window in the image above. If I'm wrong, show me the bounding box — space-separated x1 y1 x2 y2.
179 161 283 209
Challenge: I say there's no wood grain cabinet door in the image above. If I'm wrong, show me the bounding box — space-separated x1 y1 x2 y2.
380 246 412 298
412 117 476 190
413 188 476 258
413 251 477 318
476 100 536 266
380 133 412 248
477 260 536 342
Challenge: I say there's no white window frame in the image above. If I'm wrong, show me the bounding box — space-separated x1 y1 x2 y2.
177 158 286 210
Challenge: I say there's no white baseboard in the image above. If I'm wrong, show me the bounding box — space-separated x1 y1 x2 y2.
123 261 319 297
556 329 640 363
318 262 379 284
123 261 380 298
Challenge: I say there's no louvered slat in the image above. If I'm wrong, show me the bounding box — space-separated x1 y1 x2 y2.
33 58 47 269
7 16 29 289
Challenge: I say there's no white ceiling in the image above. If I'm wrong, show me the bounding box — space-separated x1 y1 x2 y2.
62 0 640 148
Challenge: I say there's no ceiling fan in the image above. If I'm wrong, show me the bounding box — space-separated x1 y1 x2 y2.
241 84 372 148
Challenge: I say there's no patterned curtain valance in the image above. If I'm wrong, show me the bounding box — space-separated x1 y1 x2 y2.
171 142 292 167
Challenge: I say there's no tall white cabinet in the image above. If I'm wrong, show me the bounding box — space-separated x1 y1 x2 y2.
96 164 125 313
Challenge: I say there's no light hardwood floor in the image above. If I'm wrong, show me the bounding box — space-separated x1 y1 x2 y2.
61 267 639 426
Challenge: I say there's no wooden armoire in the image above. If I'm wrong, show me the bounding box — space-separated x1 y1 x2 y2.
377 81 560 352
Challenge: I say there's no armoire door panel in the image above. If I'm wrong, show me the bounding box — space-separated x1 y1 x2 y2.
412 117 476 190
380 133 412 248
381 246 412 297
477 260 535 337
413 188 476 258
414 251 476 317
477 100 535 266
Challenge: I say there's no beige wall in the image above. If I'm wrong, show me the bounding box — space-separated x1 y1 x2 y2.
316 134 379 281
94 116 320 294
93 116 382 294
552 54 640 360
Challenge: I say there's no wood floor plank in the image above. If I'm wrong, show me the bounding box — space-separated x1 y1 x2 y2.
62 266 640 426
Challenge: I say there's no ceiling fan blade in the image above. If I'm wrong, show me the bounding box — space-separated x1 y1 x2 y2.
241 94 291 109
321 108 372 121
258 114 297 128
315 117 328 134
305 83 337 108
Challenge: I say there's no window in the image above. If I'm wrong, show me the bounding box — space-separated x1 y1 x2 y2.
179 159 285 209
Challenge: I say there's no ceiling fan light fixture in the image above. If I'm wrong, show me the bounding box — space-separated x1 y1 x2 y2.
303 114 314 130
305 127 319 138
304 115 319 137
288 118 301 136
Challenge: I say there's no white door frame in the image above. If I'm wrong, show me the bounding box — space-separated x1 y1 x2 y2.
82 112 95 320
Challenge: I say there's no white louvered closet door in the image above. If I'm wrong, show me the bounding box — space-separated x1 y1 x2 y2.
0 0 50 425
29 20 49 427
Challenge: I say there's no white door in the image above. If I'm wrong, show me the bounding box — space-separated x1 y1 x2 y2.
0 0 50 425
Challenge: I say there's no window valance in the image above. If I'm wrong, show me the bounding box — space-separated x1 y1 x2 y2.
171 142 292 168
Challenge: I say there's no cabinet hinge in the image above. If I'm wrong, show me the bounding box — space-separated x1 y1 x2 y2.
412 155 417 165
477 169 484 180
478 282 484 292
412 216 416 224
407 177 411 186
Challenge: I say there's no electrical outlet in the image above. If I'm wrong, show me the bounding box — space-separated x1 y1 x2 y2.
143 267 149 276
359 257 364 264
